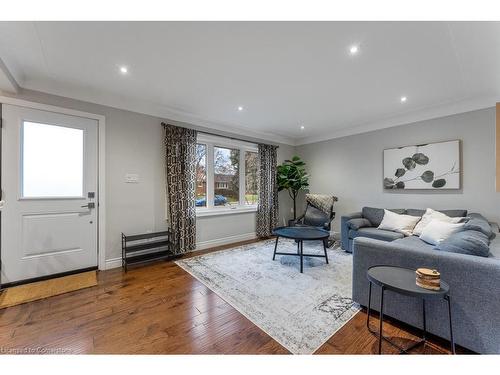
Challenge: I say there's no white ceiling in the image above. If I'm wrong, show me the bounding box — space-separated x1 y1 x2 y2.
0 21 499 145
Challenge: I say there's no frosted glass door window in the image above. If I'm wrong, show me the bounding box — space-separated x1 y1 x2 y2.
22 121 84 197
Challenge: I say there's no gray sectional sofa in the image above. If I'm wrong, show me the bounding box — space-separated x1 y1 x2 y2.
341 207 500 354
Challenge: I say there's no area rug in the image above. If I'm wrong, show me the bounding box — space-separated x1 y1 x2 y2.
0 270 97 309
176 239 360 354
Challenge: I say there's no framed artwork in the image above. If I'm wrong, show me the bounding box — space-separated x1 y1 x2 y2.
383 140 460 190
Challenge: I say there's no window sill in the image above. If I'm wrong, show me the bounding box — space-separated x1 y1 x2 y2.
196 206 258 218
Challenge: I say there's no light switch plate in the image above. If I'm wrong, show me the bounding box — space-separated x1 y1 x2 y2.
125 173 139 183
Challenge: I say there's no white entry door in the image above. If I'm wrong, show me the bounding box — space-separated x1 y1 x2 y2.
1 104 98 284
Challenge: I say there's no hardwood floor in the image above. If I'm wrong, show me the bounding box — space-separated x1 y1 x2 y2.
0 240 466 354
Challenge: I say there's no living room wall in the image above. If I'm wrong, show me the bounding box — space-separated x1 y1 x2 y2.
296 107 500 232
4 88 294 265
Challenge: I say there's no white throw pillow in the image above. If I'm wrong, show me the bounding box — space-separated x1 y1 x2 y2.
378 209 422 236
412 208 464 236
419 219 465 246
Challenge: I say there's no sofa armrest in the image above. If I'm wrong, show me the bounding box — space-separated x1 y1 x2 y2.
341 212 362 250
352 237 500 353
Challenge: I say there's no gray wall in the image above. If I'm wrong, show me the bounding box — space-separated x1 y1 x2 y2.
4 89 295 262
296 107 500 232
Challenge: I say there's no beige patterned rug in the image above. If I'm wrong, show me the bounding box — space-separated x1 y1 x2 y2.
176 239 359 354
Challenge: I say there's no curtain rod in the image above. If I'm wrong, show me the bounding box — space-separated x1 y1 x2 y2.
161 122 279 148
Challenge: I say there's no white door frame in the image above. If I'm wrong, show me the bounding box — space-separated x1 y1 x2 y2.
0 96 107 271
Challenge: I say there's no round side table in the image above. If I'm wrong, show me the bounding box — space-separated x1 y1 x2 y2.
366 265 455 354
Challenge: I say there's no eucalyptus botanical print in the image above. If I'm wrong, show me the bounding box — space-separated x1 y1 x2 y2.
383 140 460 189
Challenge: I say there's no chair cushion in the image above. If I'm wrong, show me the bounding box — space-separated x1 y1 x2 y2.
349 227 405 242
362 207 405 227
303 205 329 227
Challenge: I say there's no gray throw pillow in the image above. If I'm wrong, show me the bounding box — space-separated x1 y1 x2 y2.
362 207 405 227
348 218 372 230
436 230 490 257
463 213 496 240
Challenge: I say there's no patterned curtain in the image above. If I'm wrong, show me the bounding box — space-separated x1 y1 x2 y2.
256 144 279 238
164 124 197 253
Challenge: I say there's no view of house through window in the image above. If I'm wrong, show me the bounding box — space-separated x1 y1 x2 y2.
214 146 239 206
196 136 258 210
195 143 207 207
245 152 258 205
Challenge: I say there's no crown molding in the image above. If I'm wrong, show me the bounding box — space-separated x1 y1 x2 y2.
15 76 498 148
295 95 499 145
0 56 20 94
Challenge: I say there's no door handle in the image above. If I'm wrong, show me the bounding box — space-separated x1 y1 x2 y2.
81 202 96 209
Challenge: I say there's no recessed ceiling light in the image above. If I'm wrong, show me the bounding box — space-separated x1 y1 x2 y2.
349 45 359 55
400 96 408 103
300 125 305 130
119 66 128 74
237 106 243 111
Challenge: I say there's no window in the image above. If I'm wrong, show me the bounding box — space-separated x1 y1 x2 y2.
214 146 239 206
22 121 84 198
196 134 259 215
195 144 207 207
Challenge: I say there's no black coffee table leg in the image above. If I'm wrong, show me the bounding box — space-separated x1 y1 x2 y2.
323 239 329 264
300 240 303 273
378 286 385 354
445 295 456 354
366 281 372 330
272 236 279 260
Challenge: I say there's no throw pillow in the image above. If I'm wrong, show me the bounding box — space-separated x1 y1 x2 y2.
362 207 405 227
419 219 465 246
463 213 496 240
436 230 490 257
348 218 372 230
413 208 464 236
378 209 421 236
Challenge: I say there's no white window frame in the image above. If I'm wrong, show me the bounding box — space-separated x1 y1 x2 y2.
196 133 258 217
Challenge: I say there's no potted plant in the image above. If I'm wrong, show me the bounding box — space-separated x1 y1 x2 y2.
277 156 309 224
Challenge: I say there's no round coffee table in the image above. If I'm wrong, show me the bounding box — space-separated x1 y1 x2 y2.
366 265 455 354
271 226 330 273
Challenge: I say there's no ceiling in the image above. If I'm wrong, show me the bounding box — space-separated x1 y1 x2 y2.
0 21 499 145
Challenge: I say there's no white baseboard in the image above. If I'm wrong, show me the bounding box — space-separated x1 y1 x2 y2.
195 232 257 251
103 232 257 270
104 257 122 270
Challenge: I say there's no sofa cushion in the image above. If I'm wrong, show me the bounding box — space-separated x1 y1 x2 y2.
347 218 372 230
439 209 467 218
436 230 490 257
489 236 500 259
463 213 496 240
405 209 426 217
392 235 435 252
362 207 405 227
349 227 405 242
